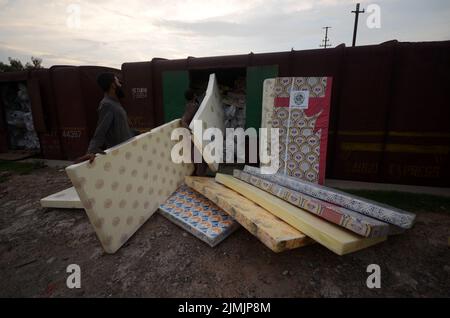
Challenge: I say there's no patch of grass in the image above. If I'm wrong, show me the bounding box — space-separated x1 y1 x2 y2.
0 160 37 174
0 160 46 182
340 189 450 213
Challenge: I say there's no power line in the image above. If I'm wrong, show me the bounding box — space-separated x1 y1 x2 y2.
320 26 332 49
351 3 365 47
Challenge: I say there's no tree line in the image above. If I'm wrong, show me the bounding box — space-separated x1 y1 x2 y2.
0 57 43 72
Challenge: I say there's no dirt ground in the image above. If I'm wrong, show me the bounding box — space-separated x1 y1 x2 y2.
0 166 449 297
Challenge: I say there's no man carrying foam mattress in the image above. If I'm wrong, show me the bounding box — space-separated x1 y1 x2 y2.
75 73 139 164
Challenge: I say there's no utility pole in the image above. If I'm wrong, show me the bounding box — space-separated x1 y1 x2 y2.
320 26 332 49
351 3 365 47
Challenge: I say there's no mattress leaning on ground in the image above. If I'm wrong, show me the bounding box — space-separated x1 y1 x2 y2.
65 119 194 253
260 76 333 184
159 184 239 247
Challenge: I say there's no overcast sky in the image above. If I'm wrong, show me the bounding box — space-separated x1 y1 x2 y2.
0 0 449 69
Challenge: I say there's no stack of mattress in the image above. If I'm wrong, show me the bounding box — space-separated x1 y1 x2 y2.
210 165 415 255
165 163 415 255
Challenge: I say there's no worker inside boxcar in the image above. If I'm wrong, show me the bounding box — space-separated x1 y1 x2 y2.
75 73 138 163
181 89 199 129
181 89 208 176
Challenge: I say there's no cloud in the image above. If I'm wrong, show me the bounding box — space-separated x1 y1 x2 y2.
0 0 448 68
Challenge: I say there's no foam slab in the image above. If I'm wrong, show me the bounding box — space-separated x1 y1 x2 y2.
159 184 239 247
185 176 312 252
189 73 224 172
40 187 83 209
234 170 392 238
243 165 416 229
66 119 194 253
215 173 387 255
